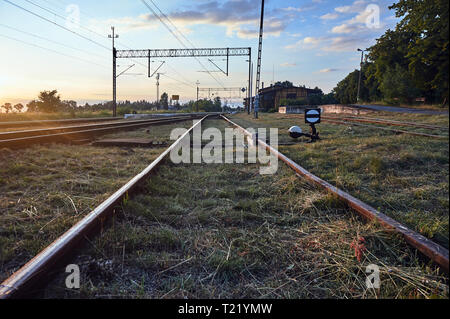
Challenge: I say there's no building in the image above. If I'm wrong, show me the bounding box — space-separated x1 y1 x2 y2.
243 84 322 112
258 85 321 112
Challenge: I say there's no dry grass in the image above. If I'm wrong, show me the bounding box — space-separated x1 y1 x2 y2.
36 119 448 299
229 113 449 248
0 121 193 282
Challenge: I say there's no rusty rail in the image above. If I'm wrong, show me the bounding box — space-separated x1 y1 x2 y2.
322 115 449 131
321 119 448 139
221 115 449 273
0 117 123 129
0 116 208 299
0 115 203 149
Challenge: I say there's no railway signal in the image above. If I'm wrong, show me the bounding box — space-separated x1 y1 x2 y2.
288 109 321 143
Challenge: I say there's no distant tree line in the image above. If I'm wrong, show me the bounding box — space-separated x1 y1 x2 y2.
332 0 449 106
1 90 231 115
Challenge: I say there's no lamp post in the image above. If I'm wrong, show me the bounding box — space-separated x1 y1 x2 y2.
356 48 366 104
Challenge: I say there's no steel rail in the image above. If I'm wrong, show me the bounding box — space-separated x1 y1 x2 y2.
0 115 199 140
0 117 122 129
322 119 448 139
221 115 449 273
285 113 449 131
0 116 202 149
322 115 449 131
0 116 208 299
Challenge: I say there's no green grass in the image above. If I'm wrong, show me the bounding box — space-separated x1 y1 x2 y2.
0 121 194 282
37 119 448 299
228 113 449 249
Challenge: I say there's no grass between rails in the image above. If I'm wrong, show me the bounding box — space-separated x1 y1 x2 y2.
228 113 449 249
38 119 448 299
0 121 193 282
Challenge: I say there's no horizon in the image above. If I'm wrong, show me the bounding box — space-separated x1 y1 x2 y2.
0 0 399 107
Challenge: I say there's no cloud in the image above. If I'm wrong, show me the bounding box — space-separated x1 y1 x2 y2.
284 36 323 49
285 34 366 53
96 0 296 39
280 62 297 67
320 13 339 20
319 68 339 73
335 0 367 14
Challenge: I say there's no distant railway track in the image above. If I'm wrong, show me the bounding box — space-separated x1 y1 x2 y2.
0 114 447 299
283 114 449 139
0 114 206 149
0 117 123 129
322 118 449 139
322 115 449 131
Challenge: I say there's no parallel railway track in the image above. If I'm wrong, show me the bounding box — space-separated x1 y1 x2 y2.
0 114 448 298
0 114 205 149
0 117 122 129
284 113 449 139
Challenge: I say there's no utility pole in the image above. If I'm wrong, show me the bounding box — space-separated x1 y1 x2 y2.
156 73 162 110
108 26 119 117
254 0 265 119
196 80 200 112
357 48 365 104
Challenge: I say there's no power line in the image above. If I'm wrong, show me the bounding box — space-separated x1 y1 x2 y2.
23 0 111 44
147 0 225 88
2 0 110 51
0 33 108 69
160 73 195 88
0 23 106 59
140 0 225 88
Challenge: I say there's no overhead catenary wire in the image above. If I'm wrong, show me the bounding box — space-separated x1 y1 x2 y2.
2 0 110 51
140 0 226 89
0 33 108 69
0 22 106 59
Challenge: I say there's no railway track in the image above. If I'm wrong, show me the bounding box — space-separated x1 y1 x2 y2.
322 115 449 131
0 114 448 298
284 114 448 139
0 117 122 129
0 114 206 149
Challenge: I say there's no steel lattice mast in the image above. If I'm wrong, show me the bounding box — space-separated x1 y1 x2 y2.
254 0 265 118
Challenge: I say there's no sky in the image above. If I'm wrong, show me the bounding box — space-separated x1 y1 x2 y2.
0 0 400 106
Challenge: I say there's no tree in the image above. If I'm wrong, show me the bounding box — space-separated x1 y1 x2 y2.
1 103 13 113
390 0 449 104
26 100 38 112
332 70 369 104
37 90 62 112
380 64 420 104
160 92 169 110
213 96 222 111
13 103 24 113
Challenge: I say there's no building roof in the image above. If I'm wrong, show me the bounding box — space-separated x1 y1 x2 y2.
258 85 320 95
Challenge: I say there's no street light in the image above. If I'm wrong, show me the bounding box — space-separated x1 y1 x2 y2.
356 48 366 104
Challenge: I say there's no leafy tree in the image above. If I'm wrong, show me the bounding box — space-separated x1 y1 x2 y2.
13 103 24 113
26 100 38 112
160 92 169 110
380 64 420 104
332 70 369 104
213 96 222 110
390 0 449 104
1 103 13 113
37 90 62 112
